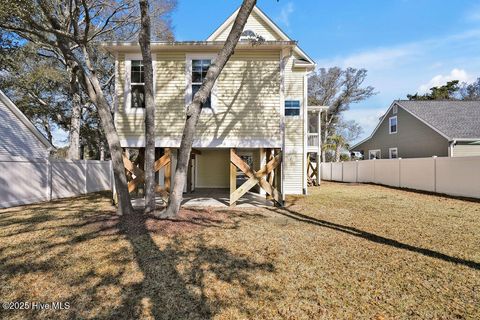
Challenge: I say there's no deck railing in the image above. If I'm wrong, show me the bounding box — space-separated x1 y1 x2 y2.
307 133 319 148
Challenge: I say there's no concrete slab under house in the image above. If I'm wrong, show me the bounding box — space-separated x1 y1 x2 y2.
102 5 328 207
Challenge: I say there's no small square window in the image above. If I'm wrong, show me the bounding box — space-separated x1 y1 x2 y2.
285 100 300 116
369 150 381 159
389 116 397 134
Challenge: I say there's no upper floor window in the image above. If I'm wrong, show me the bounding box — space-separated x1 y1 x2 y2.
392 105 398 114
192 59 211 108
131 60 145 109
389 116 397 134
285 100 300 116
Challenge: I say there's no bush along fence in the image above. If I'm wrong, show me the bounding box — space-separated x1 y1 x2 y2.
0 156 112 208
321 156 480 199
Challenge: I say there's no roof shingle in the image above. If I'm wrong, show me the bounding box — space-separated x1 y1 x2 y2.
396 100 480 140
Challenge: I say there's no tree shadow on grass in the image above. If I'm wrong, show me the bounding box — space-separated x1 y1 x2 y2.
268 206 480 270
113 211 276 319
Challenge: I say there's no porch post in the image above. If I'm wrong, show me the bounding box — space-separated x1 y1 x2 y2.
164 148 171 193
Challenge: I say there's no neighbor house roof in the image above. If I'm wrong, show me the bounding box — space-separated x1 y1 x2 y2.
350 100 480 150
395 100 480 140
0 90 54 151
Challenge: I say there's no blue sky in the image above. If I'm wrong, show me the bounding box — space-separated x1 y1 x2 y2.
172 0 480 142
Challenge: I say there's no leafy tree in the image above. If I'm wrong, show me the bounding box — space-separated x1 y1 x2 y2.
308 67 376 161
407 80 460 100
0 0 175 215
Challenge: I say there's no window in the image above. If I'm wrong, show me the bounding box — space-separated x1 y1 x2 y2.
392 105 398 114
285 100 300 116
389 116 397 134
389 148 398 159
192 59 211 108
131 60 145 108
369 149 381 159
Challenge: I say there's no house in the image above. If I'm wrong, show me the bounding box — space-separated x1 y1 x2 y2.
0 90 53 158
103 5 324 203
350 100 480 159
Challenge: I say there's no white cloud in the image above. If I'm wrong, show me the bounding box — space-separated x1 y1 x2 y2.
277 2 294 27
417 68 474 93
343 107 386 144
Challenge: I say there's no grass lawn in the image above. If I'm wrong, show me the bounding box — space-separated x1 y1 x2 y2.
0 182 479 319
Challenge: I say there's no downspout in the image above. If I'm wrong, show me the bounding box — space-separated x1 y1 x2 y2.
449 140 456 157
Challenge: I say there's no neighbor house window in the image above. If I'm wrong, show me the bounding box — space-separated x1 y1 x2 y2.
389 116 397 134
392 105 398 114
285 100 300 116
131 60 145 108
369 149 381 159
389 147 398 159
192 59 211 108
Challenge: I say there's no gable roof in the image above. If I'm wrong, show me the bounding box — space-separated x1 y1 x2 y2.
350 100 480 150
0 90 54 150
396 100 480 140
207 5 315 65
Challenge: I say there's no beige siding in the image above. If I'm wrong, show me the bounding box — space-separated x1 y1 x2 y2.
453 142 480 157
115 50 281 147
213 11 282 41
283 54 306 194
195 149 230 188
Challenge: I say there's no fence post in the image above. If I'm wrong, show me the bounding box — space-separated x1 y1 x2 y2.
373 158 376 183
46 158 52 201
355 160 358 183
83 160 88 195
341 161 344 182
433 156 437 193
330 162 333 181
398 158 402 188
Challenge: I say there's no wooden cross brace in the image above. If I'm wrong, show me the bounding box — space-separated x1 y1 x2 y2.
230 149 283 206
123 152 170 194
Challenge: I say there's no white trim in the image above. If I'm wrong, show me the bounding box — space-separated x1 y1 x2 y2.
389 147 398 159
185 53 218 114
368 149 381 160
389 116 398 134
0 90 54 150
119 137 282 148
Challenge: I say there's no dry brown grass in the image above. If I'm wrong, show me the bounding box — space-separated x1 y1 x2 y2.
0 182 479 319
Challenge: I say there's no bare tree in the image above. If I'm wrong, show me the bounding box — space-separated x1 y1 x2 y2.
138 0 156 213
160 0 257 218
308 67 376 161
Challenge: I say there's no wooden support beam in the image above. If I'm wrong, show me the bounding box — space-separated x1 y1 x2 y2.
191 148 202 155
164 148 171 193
230 148 237 206
230 148 283 206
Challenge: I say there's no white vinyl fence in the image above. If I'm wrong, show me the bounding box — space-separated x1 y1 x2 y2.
0 156 112 208
321 156 480 199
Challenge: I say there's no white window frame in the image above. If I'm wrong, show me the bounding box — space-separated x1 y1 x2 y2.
389 116 398 134
369 149 381 159
124 53 157 115
185 53 218 114
389 147 398 159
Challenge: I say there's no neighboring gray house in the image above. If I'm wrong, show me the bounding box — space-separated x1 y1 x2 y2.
350 100 480 159
0 90 53 158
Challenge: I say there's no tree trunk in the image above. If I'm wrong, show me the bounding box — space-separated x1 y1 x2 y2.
138 0 156 214
160 0 257 218
78 67 134 215
67 68 81 160
335 145 341 162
